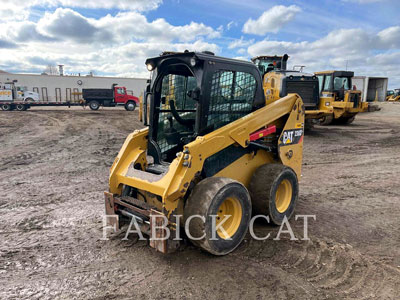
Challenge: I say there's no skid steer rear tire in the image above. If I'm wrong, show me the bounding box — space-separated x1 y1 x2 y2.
249 164 298 225
184 177 251 256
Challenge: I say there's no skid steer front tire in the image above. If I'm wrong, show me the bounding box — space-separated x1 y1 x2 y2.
249 164 298 225
184 177 251 256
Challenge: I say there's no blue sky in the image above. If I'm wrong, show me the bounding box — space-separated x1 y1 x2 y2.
1 0 400 87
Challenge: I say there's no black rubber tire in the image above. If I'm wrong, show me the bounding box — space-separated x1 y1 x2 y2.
1 104 12 111
124 101 136 111
319 115 334 125
340 116 356 124
15 104 26 111
183 177 252 256
89 100 100 111
249 164 298 225
304 119 314 131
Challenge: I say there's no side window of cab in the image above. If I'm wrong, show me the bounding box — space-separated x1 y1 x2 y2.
207 70 256 130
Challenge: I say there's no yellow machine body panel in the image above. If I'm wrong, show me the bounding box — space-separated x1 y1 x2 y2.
215 150 274 188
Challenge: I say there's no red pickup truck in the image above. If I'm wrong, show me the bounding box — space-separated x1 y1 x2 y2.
82 84 139 111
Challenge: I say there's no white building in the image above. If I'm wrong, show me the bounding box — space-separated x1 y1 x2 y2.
352 76 388 102
0 71 148 102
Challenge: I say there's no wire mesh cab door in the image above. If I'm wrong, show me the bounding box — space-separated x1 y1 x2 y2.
200 61 264 134
148 62 200 164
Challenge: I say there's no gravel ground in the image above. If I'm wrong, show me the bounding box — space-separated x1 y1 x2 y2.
0 104 399 299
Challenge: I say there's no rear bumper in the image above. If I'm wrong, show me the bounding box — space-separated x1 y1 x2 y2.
104 192 179 253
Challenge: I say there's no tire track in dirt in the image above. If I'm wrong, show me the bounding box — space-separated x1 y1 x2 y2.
231 236 400 299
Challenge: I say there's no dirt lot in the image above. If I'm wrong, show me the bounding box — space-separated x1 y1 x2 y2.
0 104 399 299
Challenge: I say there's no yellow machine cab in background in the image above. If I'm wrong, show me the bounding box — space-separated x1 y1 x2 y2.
315 70 369 125
252 55 333 129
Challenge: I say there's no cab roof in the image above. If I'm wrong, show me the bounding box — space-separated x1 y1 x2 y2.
146 51 255 69
274 70 315 77
314 70 354 77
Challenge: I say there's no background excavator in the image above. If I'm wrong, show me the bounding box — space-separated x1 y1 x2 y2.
105 51 305 255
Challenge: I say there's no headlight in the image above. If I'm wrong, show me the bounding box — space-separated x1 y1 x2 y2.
190 57 197 67
146 63 155 71
325 102 330 106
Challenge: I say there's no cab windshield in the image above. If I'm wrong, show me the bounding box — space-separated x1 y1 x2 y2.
333 76 351 90
153 64 198 160
254 58 282 73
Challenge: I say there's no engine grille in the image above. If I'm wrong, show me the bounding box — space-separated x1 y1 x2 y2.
286 81 318 108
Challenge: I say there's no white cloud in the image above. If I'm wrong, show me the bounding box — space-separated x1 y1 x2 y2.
0 6 29 21
10 8 220 45
242 5 301 35
37 8 109 43
227 21 237 30
0 40 18 49
0 6 220 78
97 11 220 43
1 2 400 89
377 26 400 49
228 36 254 49
1 0 162 12
232 56 248 61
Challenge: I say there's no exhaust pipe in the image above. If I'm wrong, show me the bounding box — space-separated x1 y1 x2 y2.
281 54 289 71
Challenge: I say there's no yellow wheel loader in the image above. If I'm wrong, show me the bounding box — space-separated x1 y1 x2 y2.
315 71 369 125
251 55 333 130
386 89 400 102
105 52 305 255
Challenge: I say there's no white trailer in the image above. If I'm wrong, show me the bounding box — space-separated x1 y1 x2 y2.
352 76 388 102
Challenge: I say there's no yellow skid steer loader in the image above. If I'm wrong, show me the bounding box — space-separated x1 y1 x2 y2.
105 51 305 255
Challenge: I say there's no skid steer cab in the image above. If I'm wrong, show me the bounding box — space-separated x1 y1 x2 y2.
105 51 305 255
315 71 369 125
